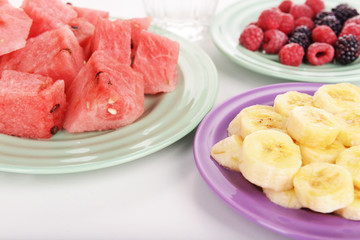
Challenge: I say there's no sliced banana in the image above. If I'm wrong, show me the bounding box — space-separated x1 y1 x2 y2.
293 162 354 213
210 135 243 172
286 106 341 148
227 105 286 139
299 140 346 165
335 187 360 221
313 83 360 114
336 107 360 147
263 188 302 209
240 129 302 191
273 91 313 118
336 146 360 189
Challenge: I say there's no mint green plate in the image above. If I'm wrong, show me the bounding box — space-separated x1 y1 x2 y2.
211 0 360 82
0 26 218 174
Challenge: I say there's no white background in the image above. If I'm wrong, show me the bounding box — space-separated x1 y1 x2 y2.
1 0 318 239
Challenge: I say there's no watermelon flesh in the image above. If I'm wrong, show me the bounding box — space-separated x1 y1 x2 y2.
22 0 77 38
132 31 180 94
64 50 144 133
68 17 95 55
0 1 32 56
70 5 109 26
0 26 85 90
0 70 66 139
90 18 132 66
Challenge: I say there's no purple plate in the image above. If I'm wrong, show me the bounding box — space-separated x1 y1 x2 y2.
193 82 360 240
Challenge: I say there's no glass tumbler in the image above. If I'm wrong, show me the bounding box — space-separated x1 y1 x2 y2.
143 0 219 41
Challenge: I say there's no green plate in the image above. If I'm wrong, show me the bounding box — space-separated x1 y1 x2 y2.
211 0 360 82
0 26 218 174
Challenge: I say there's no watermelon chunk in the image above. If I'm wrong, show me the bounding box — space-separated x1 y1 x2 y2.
64 51 144 133
0 70 66 139
68 17 95 53
90 18 132 66
22 0 77 38
70 5 109 26
0 26 85 90
0 2 32 56
132 31 180 94
123 17 152 59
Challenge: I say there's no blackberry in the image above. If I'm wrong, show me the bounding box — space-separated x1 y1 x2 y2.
289 26 312 39
314 11 335 25
288 32 311 51
335 34 360 65
332 3 359 24
314 15 342 35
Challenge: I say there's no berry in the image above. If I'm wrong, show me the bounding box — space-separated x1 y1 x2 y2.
314 15 342 35
344 15 360 26
262 29 288 54
305 0 325 16
290 4 314 20
290 25 312 39
314 11 335 25
332 3 359 24
279 0 293 13
239 24 264 51
257 9 282 30
288 32 311 51
335 34 360 65
279 13 295 35
295 16 314 30
340 23 360 41
312 25 337 46
306 43 334 65
279 43 305 66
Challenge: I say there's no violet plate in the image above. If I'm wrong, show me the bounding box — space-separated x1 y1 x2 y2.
193 82 360 240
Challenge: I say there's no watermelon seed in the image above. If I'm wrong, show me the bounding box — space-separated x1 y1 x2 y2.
71 25 79 30
50 126 59 135
95 71 103 83
0 39 4 44
108 81 112 85
50 104 60 113
61 48 72 54
107 108 117 115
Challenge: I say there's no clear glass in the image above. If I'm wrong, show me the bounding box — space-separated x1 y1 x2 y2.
143 0 219 41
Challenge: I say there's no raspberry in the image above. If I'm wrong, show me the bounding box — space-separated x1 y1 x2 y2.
295 16 314 30
239 24 264 51
279 0 293 13
262 29 288 54
344 15 360 26
305 0 325 16
279 43 305 66
279 13 295 35
312 25 337 46
332 3 359 24
335 34 360 65
290 4 315 20
340 23 360 41
306 43 334 65
257 9 282 30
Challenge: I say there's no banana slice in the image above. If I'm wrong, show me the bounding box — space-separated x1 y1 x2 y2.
300 140 346 165
336 187 360 221
273 91 313 118
293 162 354 213
313 83 360 114
286 106 341 147
210 135 243 172
240 129 302 191
227 105 286 139
263 188 302 209
336 146 360 189
336 107 360 147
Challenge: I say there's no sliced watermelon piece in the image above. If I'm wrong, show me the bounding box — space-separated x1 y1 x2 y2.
0 70 66 139
70 5 109 26
123 17 152 59
132 31 180 94
0 2 32 56
0 26 85 90
22 0 77 37
64 50 144 133
90 18 132 66
68 17 95 51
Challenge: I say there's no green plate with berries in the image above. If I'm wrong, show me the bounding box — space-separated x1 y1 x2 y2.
211 0 360 83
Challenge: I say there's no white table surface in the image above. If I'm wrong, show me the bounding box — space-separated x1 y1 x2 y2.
2 0 344 239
